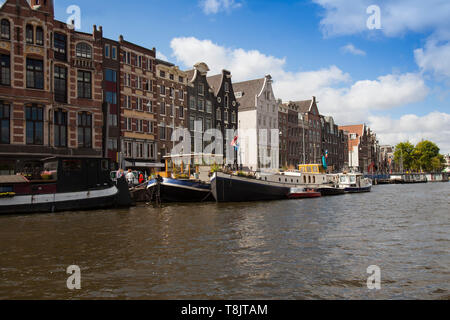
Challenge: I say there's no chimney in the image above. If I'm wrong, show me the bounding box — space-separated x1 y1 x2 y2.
29 0 54 17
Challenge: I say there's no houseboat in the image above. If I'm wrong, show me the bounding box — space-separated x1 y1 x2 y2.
0 157 131 215
426 173 449 183
338 173 372 193
147 154 216 203
147 177 213 203
211 164 336 203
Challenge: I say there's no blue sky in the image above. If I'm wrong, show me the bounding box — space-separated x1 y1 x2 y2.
50 0 450 152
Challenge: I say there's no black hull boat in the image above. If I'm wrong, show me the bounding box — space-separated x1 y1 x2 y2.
0 157 131 215
147 177 214 203
211 172 292 203
316 187 346 196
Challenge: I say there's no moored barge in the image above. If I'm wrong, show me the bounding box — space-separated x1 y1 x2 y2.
0 157 131 215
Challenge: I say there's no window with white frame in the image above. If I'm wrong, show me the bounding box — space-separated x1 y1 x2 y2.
125 141 132 157
137 98 143 111
126 118 132 131
137 119 143 132
137 142 144 158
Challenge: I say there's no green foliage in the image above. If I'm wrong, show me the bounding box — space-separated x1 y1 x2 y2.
395 140 445 172
431 155 445 171
394 142 415 170
210 164 223 173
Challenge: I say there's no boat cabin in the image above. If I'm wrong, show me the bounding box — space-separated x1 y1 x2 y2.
298 164 326 174
339 173 360 187
0 157 113 195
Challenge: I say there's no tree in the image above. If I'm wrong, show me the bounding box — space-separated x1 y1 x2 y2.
394 140 444 172
394 142 415 172
431 155 445 172
414 140 441 172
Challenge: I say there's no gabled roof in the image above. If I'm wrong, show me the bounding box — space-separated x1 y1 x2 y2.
206 74 223 96
233 78 265 111
185 69 195 82
339 124 365 151
2 0 31 11
291 100 313 113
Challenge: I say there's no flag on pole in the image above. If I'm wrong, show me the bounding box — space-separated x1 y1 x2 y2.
231 136 239 151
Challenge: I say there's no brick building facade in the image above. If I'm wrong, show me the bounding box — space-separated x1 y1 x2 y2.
118 36 159 172
339 124 380 173
322 116 348 172
0 0 103 173
186 63 218 160
101 36 120 167
207 69 238 163
155 59 188 159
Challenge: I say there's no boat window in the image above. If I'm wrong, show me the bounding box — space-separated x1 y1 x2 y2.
0 185 13 193
303 176 306 183
313 177 316 183
350 176 356 183
308 176 311 184
340 176 348 183
43 161 58 180
62 160 82 171
101 159 109 171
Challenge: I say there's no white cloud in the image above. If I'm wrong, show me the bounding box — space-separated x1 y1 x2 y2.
200 0 242 15
313 0 450 37
340 43 366 56
156 51 168 61
170 37 285 80
369 112 450 153
312 0 450 81
170 36 430 129
415 40 450 78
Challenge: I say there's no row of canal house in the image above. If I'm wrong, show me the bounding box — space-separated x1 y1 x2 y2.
279 99 349 172
0 0 241 174
0 0 379 175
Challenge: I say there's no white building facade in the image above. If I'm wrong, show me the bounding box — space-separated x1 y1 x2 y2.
234 75 279 172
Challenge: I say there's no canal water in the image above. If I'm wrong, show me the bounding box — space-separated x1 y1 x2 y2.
0 183 449 300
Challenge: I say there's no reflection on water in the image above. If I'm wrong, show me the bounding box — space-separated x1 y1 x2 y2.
0 183 449 299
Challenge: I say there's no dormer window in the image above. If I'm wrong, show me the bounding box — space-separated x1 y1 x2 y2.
1 19 10 40
76 42 92 59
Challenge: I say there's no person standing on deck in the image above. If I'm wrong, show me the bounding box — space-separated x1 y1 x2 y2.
126 169 135 186
116 168 125 179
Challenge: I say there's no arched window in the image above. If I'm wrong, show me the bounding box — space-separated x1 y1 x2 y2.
76 42 92 59
1 19 10 40
26 25 34 44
